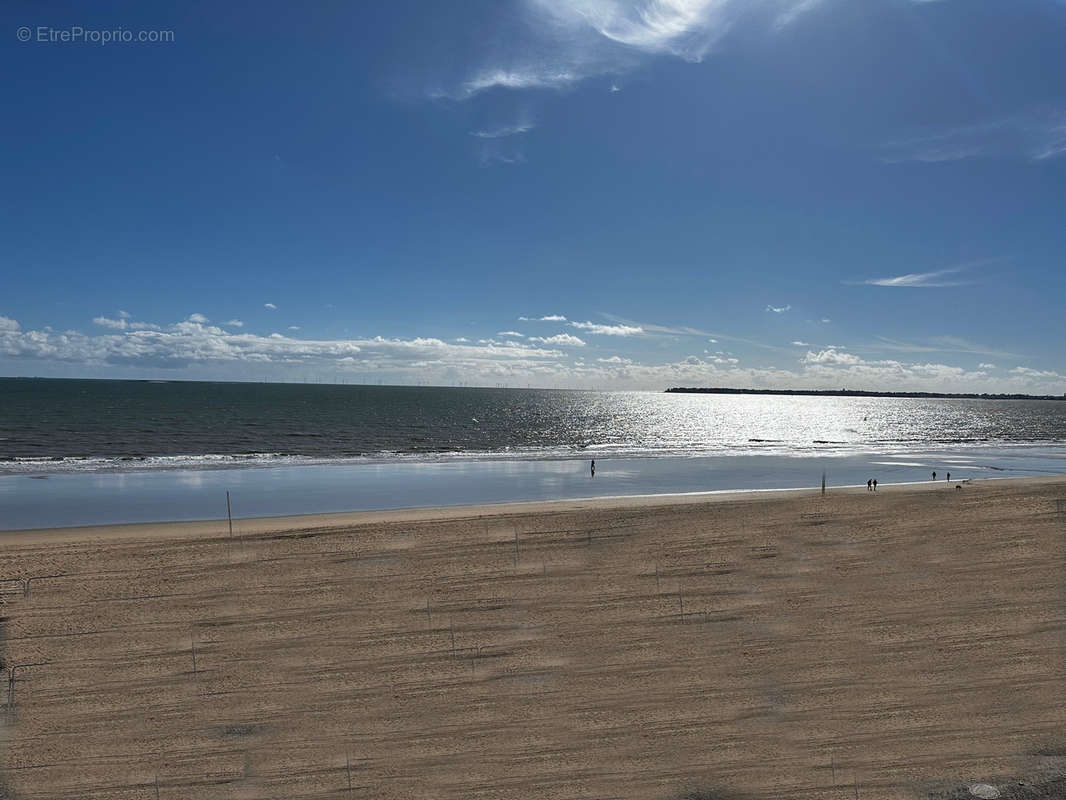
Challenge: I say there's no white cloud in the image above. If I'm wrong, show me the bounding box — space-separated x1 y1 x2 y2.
455 337 470 342
117 310 131 319
188 313 209 324
0 316 568 372
6 313 1064 394
707 338 717 343
93 316 128 330
471 123 535 139
773 0 823 30
264 303 277 310
978 363 996 370
224 319 244 327
803 348 864 366
859 266 970 288
497 330 525 337
1011 366 1064 379
791 340 809 346
571 320 643 336
93 315 161 332
820 318 831 324
519 314 568 322
288 326 301 331
448 0 825 98
766 304 791 313
529 333 586 346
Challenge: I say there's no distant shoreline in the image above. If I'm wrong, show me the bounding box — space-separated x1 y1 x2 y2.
666 386 1066 401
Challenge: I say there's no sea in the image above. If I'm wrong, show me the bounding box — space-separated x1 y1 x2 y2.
2 377 1065 530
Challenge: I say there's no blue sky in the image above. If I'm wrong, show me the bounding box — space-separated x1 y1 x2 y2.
2 0 1065 392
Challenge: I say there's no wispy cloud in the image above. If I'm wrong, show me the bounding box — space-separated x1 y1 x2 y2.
765 304 791 313
92 314 161 331
519 314 568 322
871 335 1021 360
882 106 1066 163
264 303 277 310
791 340 809 346
471 123 535 139
773 0 824 30
571 320 643 336
444 1 826 99
497 330 525 337
224 319 244 327
478 140 526 167
857 266 971 288
599 313 792 353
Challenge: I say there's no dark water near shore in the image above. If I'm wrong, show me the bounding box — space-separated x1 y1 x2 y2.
3 377 1066 474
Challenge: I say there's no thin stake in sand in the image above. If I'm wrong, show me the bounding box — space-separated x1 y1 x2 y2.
22 573 64 599
6 662 46 712
226 490 233 538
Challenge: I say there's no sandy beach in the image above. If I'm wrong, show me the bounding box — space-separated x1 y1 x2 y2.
3 477 1066 799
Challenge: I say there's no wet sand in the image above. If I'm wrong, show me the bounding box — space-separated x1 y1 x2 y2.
3 477 1066 799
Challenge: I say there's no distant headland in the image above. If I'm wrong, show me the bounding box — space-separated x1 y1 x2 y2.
665 387 1066 401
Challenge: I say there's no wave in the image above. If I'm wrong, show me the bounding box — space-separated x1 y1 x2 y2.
4 439 1066 476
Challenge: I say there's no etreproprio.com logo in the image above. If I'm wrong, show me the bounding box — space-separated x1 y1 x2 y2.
17 26 175 44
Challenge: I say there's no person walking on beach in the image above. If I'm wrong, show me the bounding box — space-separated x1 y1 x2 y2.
932 471 936 480
867 479 872 491
946 472 950 482
590 459 595 478
872 478 878 491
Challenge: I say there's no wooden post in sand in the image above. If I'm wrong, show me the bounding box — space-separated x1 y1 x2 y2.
226 491 233 538
821 471 826 496
155 775 161 800
346 752 353 794
6 662 46 711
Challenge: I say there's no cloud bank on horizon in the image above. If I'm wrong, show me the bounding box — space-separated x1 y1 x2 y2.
1 310 1063 395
